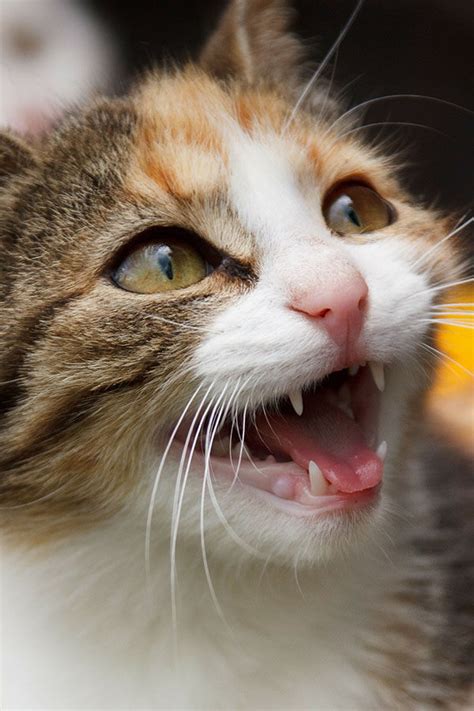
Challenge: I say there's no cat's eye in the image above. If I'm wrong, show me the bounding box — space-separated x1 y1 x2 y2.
112 238 209 294
323 183 394 235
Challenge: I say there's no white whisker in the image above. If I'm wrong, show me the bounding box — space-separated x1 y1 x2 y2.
410 217 474 271
422 343 473 377
411 277 473 300
281 0 365 135
328 93 474 136
145 381 204 580
337 120 450 142
200 388 234 632
421 319 474 329
170 384 217 648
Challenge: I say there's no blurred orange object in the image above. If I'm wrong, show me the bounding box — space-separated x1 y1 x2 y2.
428 286 474 456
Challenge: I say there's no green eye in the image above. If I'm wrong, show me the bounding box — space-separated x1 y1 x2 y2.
323 183 394 235
112 238 209 293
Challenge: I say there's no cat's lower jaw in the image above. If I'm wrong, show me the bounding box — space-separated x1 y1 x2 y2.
178 444 382 516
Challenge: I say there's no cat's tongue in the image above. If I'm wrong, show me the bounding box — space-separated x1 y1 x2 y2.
256 395 383 493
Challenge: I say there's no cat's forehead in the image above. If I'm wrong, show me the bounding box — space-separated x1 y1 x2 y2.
127 69 400 224
14 69 403 275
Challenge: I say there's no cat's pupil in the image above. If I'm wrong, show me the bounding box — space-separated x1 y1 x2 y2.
347 206 362 228
157 247 174 280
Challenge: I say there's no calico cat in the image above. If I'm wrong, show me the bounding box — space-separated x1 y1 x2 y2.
0 0 472 708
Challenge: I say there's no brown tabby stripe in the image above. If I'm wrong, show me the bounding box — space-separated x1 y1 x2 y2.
0 291 85 418
0 370 151 471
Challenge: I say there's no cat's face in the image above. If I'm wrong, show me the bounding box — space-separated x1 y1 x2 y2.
0 1 460 565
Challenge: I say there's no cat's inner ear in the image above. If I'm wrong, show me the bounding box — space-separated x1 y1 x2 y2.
200 0 305 85
0 132 38 187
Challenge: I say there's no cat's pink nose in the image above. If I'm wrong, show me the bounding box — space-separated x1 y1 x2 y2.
290 274 368 348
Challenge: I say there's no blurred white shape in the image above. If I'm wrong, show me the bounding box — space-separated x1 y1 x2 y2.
0 0 117 134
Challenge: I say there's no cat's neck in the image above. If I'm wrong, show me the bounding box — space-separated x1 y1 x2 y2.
3 511 399 639
2 511 411 709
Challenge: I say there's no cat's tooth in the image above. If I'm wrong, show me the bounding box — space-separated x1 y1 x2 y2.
369 361 385 392
288 389 303 416
348 364 360 376
308 460 328 496
376 441 387 462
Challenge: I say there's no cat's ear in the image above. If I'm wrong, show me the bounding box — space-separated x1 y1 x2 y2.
200 0 305 85
0 131 38 188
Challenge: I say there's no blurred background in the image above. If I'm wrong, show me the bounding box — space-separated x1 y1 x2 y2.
1 0 472 451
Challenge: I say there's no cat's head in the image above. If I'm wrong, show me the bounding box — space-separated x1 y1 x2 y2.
0 0 462 565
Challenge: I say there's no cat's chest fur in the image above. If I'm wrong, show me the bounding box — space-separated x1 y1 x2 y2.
2 519 415 710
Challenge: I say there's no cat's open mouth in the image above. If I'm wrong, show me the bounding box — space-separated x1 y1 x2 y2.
175 363 385 512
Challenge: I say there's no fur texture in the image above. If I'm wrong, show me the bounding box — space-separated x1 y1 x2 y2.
0 1 471 708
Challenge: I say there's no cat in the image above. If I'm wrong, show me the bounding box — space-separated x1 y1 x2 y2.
0 0 472 708
0 0 116 134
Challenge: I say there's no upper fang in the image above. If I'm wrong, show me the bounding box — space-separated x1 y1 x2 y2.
369 361 385 392
289 389 303 416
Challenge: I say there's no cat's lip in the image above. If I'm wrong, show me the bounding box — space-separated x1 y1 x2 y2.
172 443 382 515
172 363 385 512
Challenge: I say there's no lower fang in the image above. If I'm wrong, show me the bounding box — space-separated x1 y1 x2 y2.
308 460 328 496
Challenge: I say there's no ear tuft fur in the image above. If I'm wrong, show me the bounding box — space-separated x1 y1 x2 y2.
200 0 305 86
0 132 38 188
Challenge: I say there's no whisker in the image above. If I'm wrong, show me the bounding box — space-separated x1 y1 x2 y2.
314 45 340 125
169 384 217 646
328 93 474 136
421 319 474 329
422 343 473 377
144 381 204 580
337 120 451 142
228 397 250 492
411 277 473 300
281 0 365 135
410 217 474 272
428 311 474 317
200 391 234 632
203 386 259 557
